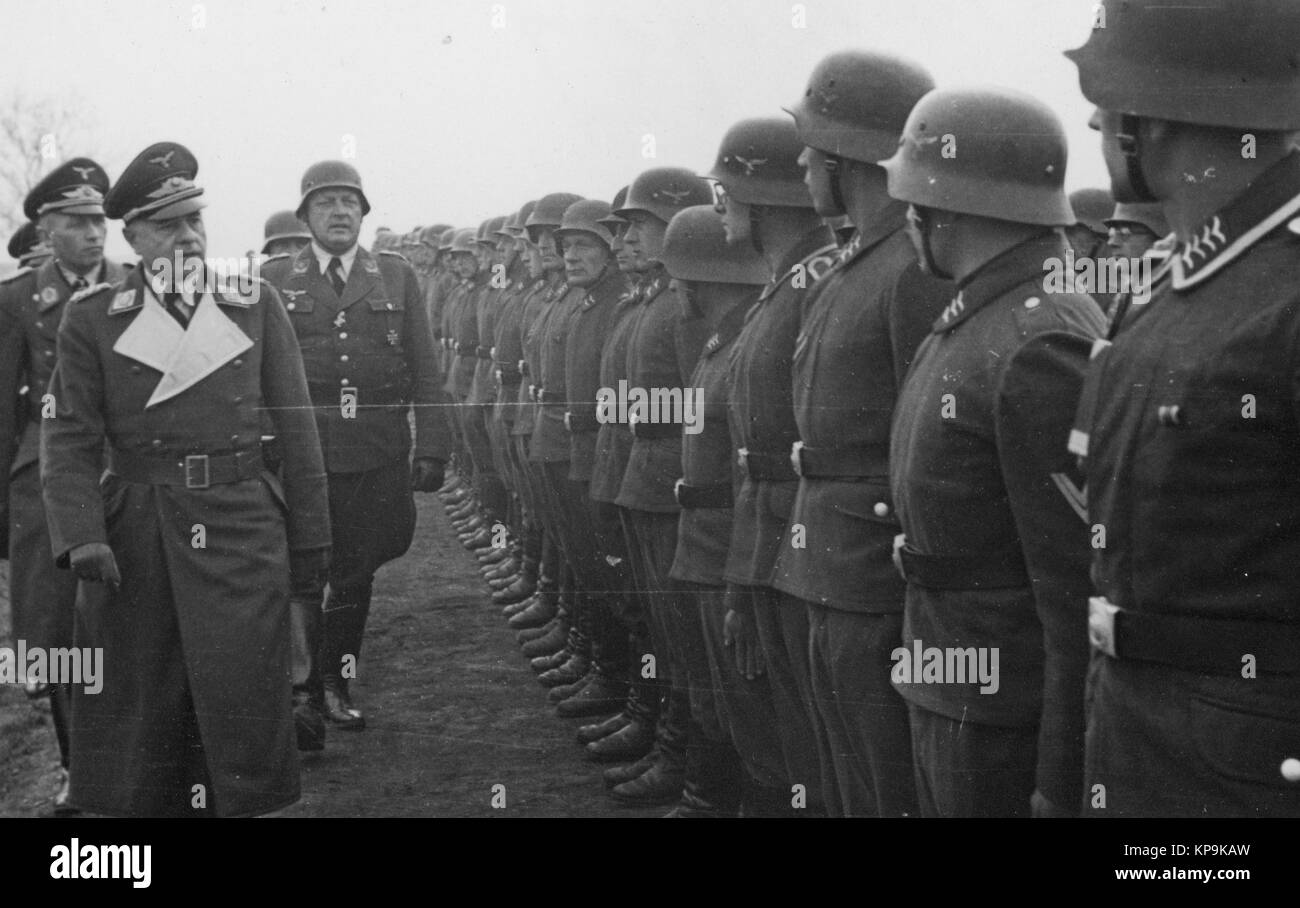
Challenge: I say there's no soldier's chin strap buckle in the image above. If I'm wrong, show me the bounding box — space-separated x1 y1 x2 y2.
185 454 211 490
1088 596 1120 658
789 440 806 478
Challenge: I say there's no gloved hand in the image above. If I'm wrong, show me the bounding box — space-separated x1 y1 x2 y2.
69 542 121 591
722 585 765 681
290 548 330 589
411 457 446 492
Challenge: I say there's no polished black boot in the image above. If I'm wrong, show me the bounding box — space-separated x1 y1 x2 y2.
508 586 558 631
662 727 743 817
289 596 326 751
603 748 659 789
319 588 371 730
576 711 631 745
609 685 688 804
519 616 568 657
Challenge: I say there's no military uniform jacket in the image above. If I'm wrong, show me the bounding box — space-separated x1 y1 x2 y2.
491 274 539 426
447 275 486 403
0 259 129 496
565 266 626 481
530 282 580 463
889 234 1103 808
671 298 751 586
471 261 526 406
427 269 456 342
1082 154 1300 629
774 210 950 610
499 276 546 433
723 228 837 587
512 273 564 439
262 246 449 473
588 278 643 503
615 267 709 513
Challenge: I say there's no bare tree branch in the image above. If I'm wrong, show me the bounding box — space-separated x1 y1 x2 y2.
0 89 100 239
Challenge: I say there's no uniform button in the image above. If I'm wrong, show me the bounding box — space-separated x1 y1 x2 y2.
287 302 296 310
339 331 348 339
1023 297 1041 309
232 359 243 368
35 320 43 329
130 365 142 374
1282 758 1300 782
1158 404 1182 427
44 349 54 357
230 434 239 443
151 439 163 447
340 354 349 362
233 396 243 404
873 502 890 518
341 378 350 386
385 303 393 310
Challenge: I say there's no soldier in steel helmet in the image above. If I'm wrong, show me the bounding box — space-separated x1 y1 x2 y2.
774 51 951 819
706 115 839 817
660 204 769 816
1067 0 1300 817
261 210 312 259
261 160 449 740
883 86 1104 818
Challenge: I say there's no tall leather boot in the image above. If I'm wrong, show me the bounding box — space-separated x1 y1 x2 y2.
555 602 628 718
663 724 743 817
509 570 560 631
540 593 590 688
49 683 77 815
289 595 326 750
320 586 371 730
610 686 689 806
586 636 660 762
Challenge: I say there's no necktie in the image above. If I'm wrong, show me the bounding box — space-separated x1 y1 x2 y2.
328 257 346 296
165 292 192 327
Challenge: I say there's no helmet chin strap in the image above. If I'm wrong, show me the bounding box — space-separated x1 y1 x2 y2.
826 155 848 215
912 207 954 281
748 205 765 257
1117 115 1158 204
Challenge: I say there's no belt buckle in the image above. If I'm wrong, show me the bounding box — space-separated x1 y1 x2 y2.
563 411 572 432
790 440 806 478
1088 597 1120 658
673 478 685 506
185 454 211 490
517 359 526 375
737 447 749 470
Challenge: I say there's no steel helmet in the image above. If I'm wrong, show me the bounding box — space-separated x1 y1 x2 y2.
477 215 507 246
1069 188 1115 234
261 210 311 253
555 199 615 247
661 206 769 285
504 201 537 237
297 160 371 218
1065 0 1300 131
785 50 935 163
420 223 451 249
707 118 813 207
615 168 711 224
882 86 1074 227
596 186 629 231
437 227 459 253
1105 201 1170 237
525 192 584 242
448 227 479 255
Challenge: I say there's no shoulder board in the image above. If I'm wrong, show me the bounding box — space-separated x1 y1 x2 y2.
218 281 262 307
1288 216 1300 237
70 282 113 304
1 267 32 285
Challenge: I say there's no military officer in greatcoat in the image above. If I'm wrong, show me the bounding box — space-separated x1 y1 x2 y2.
0 158 129 813
1067 0 1300 817
40 141 331 817
883 89 1104 818
7 220 53 270
261 160 449 738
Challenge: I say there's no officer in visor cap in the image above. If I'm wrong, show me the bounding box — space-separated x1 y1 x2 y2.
8 221 52 269
1066 0 1300 817
262 159 450 742
38 141 331 817
1 157 130 814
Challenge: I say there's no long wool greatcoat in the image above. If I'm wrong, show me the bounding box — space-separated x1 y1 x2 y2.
40 265 331 817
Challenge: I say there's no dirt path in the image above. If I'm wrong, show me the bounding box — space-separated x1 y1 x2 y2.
0 497 660 818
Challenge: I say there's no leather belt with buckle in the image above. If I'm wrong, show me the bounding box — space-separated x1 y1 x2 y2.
790 441 887 480
565 408 600 433
738 446 798 482
108 448 263 490
896 542 1029 591
673 479 733 509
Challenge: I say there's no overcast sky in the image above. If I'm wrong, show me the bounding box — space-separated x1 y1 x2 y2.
10 0 1106 262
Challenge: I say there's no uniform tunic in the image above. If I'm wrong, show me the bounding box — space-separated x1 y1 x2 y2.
890 232 1103 812
0 258 128 651
1079 153 1300 816
41 266 331 817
